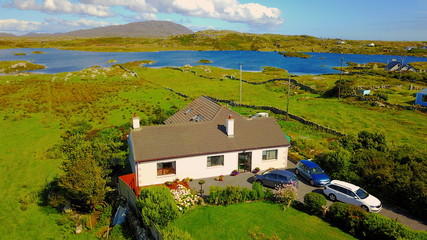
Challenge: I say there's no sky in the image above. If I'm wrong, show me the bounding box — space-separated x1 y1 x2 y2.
0 0 426 41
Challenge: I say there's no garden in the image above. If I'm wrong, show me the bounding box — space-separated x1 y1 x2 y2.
136 182 427 240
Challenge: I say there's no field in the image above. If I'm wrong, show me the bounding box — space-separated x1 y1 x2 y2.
0 59 426 238
1 32 427 57
172 202 357 240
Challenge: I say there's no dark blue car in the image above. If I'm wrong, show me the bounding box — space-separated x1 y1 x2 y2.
254 169 298 188
295 160 330 186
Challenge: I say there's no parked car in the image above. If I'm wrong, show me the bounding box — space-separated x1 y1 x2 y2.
323 180 382 212
295 160 331 186
254 169 298 188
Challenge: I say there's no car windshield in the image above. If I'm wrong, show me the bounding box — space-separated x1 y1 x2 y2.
310 167 324 175
356 188 369 199
290 174 297 182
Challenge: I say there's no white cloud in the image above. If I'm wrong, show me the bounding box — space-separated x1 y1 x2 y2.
0 19 45 32
45 17 110 28
0 18 112 35
6 0 113 17
43 0 284 26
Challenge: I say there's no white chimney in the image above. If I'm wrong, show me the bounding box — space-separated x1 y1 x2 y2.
132 113 140 129
226 115 234 137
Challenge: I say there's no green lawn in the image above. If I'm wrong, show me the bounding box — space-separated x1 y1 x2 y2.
172 202 356 240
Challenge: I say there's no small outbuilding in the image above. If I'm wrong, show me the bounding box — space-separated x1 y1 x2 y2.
415 88 427 106
357 89 371 96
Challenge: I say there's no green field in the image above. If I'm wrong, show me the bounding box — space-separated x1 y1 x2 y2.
0 61 426 238
172 202 357 240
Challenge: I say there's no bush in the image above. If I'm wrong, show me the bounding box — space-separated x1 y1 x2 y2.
303 192 326 215
170 184 198 213
327 202 366 235
361 213 427 240
208 186 224 205
273 184 298 207
207 183 270 205
251 182 266 200
136 186 180 227
160 225 194 240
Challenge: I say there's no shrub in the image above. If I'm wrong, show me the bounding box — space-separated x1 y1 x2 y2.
208 186 224 205
361 213 427 240
136 186 180 227
223 185 243 205
241 187 252 202
326 202 366 236
251 182 265 200
160 225 194 240
170 184 198 213
303 192 326 215
273 184 298 209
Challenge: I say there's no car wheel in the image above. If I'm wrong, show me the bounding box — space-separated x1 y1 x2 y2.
329 194 337 201
295 169 299 175
309 179 315 186
361 205 369 212
256 179 263 185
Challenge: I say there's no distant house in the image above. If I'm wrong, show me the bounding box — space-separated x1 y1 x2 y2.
127 96 290 187
336 40 346 44
385 59 403 71
405 46 417 51
357 89 370 96
385 59 416 72
415 88 427 107
367 43 375 47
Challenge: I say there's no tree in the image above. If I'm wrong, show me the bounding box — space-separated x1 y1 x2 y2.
357 131 387 152
136 186 180 227
59 155 107 211
52 121 127 211
315 148 352 180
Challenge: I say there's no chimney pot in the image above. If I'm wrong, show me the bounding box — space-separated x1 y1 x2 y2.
132 114 140 129
226 115 234 137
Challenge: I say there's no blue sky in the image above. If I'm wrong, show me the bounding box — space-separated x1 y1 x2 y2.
1 0 426 41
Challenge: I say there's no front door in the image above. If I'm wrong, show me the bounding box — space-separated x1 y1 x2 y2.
238 152 252 172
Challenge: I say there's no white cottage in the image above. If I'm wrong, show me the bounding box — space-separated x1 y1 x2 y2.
127 96 290 187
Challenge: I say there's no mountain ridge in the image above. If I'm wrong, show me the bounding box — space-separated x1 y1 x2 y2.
14 21 193 38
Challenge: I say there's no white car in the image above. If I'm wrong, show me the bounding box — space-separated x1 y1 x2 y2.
323 180 382 213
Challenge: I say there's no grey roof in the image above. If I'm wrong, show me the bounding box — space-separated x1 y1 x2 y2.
131 97 289 162
164 96 222 124
418 88 427 95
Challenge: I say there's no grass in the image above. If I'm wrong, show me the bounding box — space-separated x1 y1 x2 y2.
172 202 357 240
0 61 425 238
2 33 427 57
135 66 427 149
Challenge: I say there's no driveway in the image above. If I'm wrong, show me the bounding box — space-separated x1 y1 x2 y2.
188 159 427 231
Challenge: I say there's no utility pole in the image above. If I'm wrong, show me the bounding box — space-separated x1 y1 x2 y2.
239 63 243 104
286 73 291 120
338 57 343 100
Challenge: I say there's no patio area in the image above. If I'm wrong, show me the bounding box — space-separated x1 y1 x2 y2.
187 159 298 197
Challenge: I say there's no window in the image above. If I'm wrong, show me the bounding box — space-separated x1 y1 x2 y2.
157 161 176 176
422 95 427 102
262 149 278 160
207 155 224 167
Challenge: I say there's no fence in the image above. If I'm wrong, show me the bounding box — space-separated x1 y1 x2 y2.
118 177 164 240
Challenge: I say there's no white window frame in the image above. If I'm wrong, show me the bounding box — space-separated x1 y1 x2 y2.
207 155 224 167
262 149 278 161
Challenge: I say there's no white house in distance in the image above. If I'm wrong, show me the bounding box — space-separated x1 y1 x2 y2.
127 96 290 187
415 88 427 107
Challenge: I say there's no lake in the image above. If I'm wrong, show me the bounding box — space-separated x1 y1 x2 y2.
1 48 426 75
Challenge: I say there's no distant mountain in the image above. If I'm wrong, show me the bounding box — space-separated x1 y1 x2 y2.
0 32 16 37
24 21 193 38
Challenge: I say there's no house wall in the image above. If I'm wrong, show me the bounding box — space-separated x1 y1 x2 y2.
135 146 288 187
415 93 427 106
127 131 136 173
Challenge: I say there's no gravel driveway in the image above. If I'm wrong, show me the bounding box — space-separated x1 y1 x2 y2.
188 159 427 231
